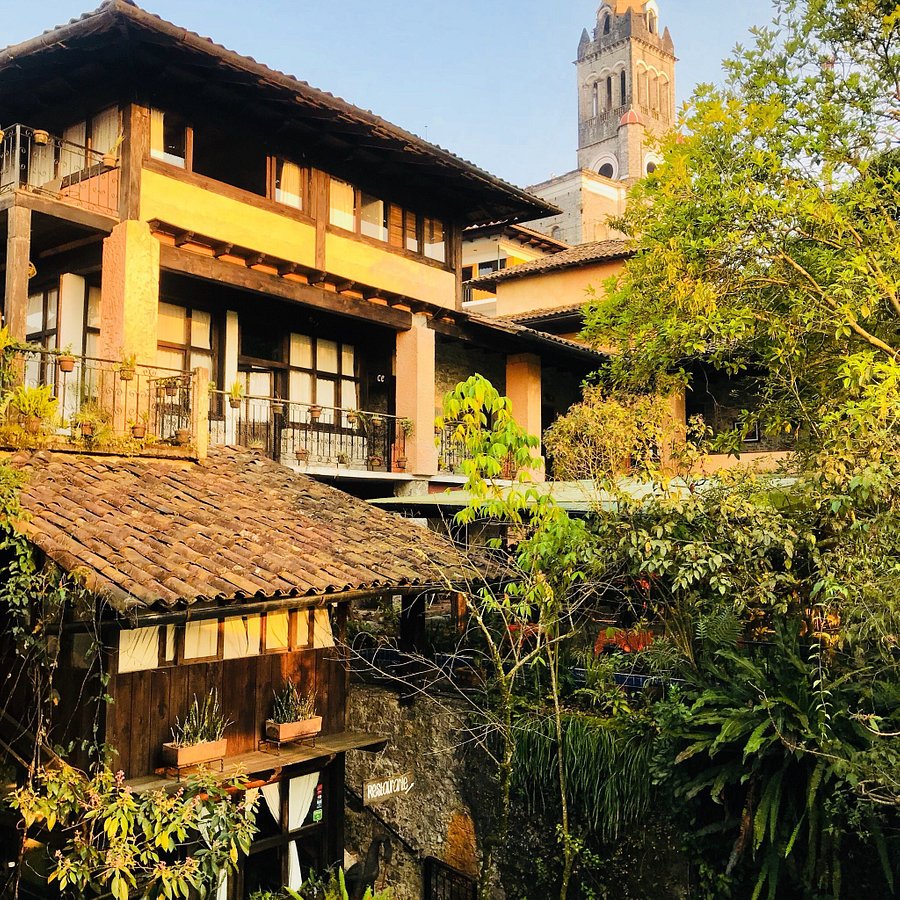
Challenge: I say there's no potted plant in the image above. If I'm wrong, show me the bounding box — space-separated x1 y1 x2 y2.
228 380 243 410
370 414 384 427
174 427 191 446
271 398 285 416
265 681 321 744
163 690 230 769
101 133 125 170
368 454 384 469
118 353 136 382
162 377 180 398
395 454 408 471
32 129 50 146
72 401 112 442
308 404 323 421
57 345 76 374
297 446 309 463
7 384 57 435
129 414 148 440
347 410 360 427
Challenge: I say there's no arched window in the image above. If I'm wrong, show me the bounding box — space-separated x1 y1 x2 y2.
550 226 562 240
650 75 659 113
599 163 615 178
606 76 613 110
620 70 627 106
603 14 611 35
647 10 658 34
660 79 670 120
646 161 657 174
592 82 600 118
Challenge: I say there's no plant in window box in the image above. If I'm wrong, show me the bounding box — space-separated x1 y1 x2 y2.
308 403 323 422
163 690 231 768
370 414 384 427
346 409 360 427
368 454 384 469
228 380 244 410
162 376 180 398
266 680 321 744
271 398 285 416
56 345 76 374
32 129 50 146
117 353 137 382
6 384 57 435
174 427 191 446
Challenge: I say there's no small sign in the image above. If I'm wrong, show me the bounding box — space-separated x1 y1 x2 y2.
363 771 415 806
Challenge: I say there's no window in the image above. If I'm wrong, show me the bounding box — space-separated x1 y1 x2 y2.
266 611 291 651
118 625 175 673
25 286 59 388
620 70 627 106
606 76 613 110
150 109 189 168
423 216 446 263
603 14 611 34
359 193 388 242
646 161 657 175
223 615 262 659
648 10 658 34
156 302 216 376
83 285 101 359
288 334 359 423
273 158 305 210
461 266 474 281
477 259 507 277
599 163 615 178
184 619 220 660
591 83 599 118
329 178 356 230
329 178 446 264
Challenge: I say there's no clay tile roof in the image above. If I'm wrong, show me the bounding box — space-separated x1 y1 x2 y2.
8 447 481 614
468 240 633 288
619 108 645 127
504 303 587 324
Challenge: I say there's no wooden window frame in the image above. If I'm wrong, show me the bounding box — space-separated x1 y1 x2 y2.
261 610 293 655
157 301 220 378
268 157 309 212
178 619 224 664
286 334 359 415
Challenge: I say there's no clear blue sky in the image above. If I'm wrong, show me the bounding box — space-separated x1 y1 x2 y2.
2 0 775 187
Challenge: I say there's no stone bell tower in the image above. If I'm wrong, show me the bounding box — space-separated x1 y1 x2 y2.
576 0 676 181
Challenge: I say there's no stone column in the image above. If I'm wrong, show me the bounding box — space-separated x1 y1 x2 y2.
395 314 438 477
4 206 32 342
506 352 545 482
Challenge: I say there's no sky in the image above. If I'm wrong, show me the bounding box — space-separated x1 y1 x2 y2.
0 0 775 187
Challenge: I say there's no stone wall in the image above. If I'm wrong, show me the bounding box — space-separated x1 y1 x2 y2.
435 337 506 411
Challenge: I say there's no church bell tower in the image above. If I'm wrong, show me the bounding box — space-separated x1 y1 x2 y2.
576 1 676 180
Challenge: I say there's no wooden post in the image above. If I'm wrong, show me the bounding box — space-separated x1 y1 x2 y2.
4 206 32 341
118 104 149 221
192 366 209 460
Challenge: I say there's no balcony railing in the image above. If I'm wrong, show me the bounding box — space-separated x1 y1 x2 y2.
0 124 120 218
437 423 517 479
0 346 198 456
208 393 410 473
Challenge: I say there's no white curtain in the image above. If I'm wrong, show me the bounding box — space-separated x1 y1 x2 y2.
277 160 302 209
118 626 159 673
266 611 290 651
223 615 261 659
216 873 228 900
184 619 219 659
61 121 87 177
91 107 120 156
287 773 320 889
261 782 281 824
313 609 335 649
329 178 355 230
150 109 165 157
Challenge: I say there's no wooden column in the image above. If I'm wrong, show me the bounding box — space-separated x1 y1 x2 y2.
4 206 32 341
119 104 149 221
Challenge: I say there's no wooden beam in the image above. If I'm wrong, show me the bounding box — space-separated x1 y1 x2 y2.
13 192 118 233
212 242 234 259
244 252 267 268
4 206 31 341
37 234 104 259
173 230 195 248
277 262 299 277
158 245 412 330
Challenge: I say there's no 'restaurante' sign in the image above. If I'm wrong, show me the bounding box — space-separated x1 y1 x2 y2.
363 772 415 806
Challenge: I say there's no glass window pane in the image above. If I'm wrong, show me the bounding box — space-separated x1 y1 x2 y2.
360 193 387 241
91 107 120 156
164 625 175 662
405 211 419 253
45 290 58 331
296 610 311 648
84 331 99 359
424 217 446 262
289 371 313 406
275 159 303 210
329 179 355 230
223 615 261 659
190 309 212 350
26 293 43 334
290 334 313 369
118 626 160 674
158 302 187 345
150 109 186 168
248 370 272 398
157 348 185 371
317 339 338 374
340 379 358 411
86 286 101 329
190 350 212 376
341 344 354 376
316 379 336 418
184 620 218 660
266 612 289 651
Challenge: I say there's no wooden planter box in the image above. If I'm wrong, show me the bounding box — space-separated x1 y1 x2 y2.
162 738 227 769
265 716 322 743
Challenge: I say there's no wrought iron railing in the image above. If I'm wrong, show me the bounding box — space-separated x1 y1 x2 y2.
208 393 410 473
437 423 517 478
0 124 120 217
0 347 197 452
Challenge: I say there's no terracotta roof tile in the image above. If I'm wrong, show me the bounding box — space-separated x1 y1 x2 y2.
469 240 632 288
9 447 480 613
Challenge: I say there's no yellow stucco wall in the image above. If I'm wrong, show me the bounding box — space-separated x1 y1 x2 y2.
140 169 317 267
325 231 457 309
493 258 625 317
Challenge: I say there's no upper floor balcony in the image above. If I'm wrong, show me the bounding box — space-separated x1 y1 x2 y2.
0 124 120 219
0 345 201 459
